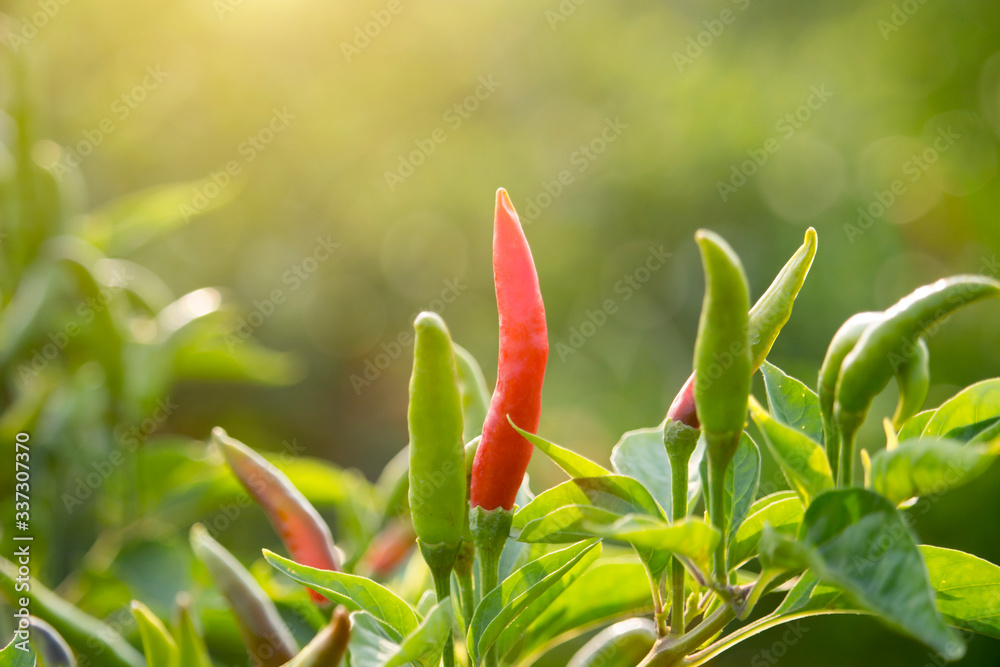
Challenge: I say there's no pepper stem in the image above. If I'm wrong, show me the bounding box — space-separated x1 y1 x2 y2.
664 420 699 637
704 434 738 585
470 505 513 667
419 540 461 667
453 541 477 629
837 413 862 487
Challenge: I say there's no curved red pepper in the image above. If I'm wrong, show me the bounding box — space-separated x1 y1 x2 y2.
470 189 549 511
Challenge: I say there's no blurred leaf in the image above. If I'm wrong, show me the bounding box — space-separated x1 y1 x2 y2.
944 416 1000 444
174 599 212 667
729 491 803 569
467 541 600 665
453 342 490 444
921 546 1000 640
761 362 823 444
82 179 237 254
750 398 833 506
585 515 719 574
28 616 76 667
0 635 35 667
897 410 936 441
263 551 418 642
868 438 1000 506
131 601 179 667
609 424 703 516
564 618 657 667
922 379 1000 438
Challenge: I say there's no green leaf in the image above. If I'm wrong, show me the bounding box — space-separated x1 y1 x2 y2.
380 599 453 667
131 601 179 667
729 491 804 569
347 613 404 667
609 425 704 516
795 489 965 660
586 515 720 573
510 420 610 479
467 541 601 665
453 343 491 444
263 551 418 641
496 543 602 663
761 362 824 444
922 379 1000 438
921 546 1000 640
750 397 833 506
943 416 1000 444
512 476 665 543
0 636 35 667
517 558 653 661
898 410 935 441
699 433 761 543
868 438 1000 506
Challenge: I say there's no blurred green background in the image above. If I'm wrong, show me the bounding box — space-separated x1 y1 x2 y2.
3 0 1000 663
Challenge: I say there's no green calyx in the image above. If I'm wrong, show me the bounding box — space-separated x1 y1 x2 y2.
408 311 467 547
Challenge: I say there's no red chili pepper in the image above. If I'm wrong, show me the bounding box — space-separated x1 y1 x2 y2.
359 519 416 578
666 375 699 429
213 428 339 604
470 189 549 511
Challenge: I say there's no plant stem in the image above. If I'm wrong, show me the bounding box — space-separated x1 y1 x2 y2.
837 419 860 487
432 571 456 667
639 605 737 667
470 506 512 667
706 453 729 584
419 540 461 667
668 449 692 636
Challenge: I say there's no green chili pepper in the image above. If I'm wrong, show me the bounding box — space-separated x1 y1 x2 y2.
189 524 298 667
693 230 753 583
835 275 1000 485
817 311 881 481
282 607 351 667
892 336 930 430
566 618 657 667
407 311 466 667
130 601 179 667
668 228 816 428
453 342 491 444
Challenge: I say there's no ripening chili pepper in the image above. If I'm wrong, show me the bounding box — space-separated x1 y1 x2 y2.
282 607 351 667
835 275 1000 485
817 311 881 481
213 428 339 604
668 228 816 428
189 524 299 667
359 518 417 578
693 230 753 582
408 311 467 548
892 336 930 430
470 188 548 512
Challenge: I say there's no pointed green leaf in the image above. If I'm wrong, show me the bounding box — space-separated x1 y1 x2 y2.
729 491 804 569
263 551 418 641
131 602 179 667
699 433 761 543
944 416 1000 444
869 438 1000 506
0 636 35 667
750 397 833 506
586 515 720 573
175 599 211 667
512 476 665 543
921 545 1000 640
761 362 824 444
922 379 1000 438
796 489 964 660
609 425 704 515
467 542 600 665
380 600 453 667
510 419 610 479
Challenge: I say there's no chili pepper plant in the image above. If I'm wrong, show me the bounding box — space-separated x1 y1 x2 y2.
4 187 1000 667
